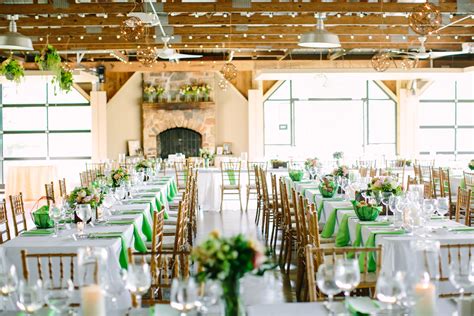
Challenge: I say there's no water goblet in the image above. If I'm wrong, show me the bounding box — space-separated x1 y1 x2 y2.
316 263 341 312
170 278 198 315
375 271 406 314
104 269 127 310
16 279 44 315
381 192 393 221
0 265 18 311
125 262 151 312
196 280 221 314
44 279 74 315
449 260 474 299
75 204 92 237
436 197 449 219
49 203 62 237
334 258 360 300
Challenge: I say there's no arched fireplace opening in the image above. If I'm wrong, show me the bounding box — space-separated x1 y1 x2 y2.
157 128 202 159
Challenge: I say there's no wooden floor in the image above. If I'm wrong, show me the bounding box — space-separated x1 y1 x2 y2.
196 195 296 304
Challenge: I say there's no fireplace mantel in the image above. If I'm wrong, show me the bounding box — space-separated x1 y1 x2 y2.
142 101 215 111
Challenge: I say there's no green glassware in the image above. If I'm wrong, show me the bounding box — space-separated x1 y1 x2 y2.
351 200 382 221
32 206 54 229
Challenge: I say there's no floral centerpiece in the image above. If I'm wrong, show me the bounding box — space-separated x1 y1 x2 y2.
67 186 103 209
192 231 272 316
135 159 155 172
304 157 320 179
270 159 287 169
319 176 338 198
199 148 215 168
110 168 129 188
469 159 474 171
368 176 402 195
179 84 192 101
155 86 165 101
333 151 344 160
143 85 156 102
332 165 349 178
0 57 24 83
198 83 211 101
351 200 382 221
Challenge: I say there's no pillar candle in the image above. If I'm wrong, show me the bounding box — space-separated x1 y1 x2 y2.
81 284 106 316
414 281 436 316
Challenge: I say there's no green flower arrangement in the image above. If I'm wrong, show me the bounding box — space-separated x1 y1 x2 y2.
155 86 165 96
135 159 155 172
67 186 103 209
199 148 215 160
333 151 344 160
110 168 129 188
0 58 24 83
304 157 320 170
143 84 156 95
368 176 402 195
332 165 349 178
319 176 338 198
192 231 272 316
469 159 474 171
35 44 62 75
198 83 211 95
179 84 192 96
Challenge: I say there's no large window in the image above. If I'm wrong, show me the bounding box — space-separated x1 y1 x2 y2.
0 77 92 183
264 79 396 159
419 78 474 161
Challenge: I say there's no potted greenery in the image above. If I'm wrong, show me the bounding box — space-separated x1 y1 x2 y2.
56 67 73 93
35 44 62 74
0 58 24 83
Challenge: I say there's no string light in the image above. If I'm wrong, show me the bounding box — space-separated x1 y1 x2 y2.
80 35 84 40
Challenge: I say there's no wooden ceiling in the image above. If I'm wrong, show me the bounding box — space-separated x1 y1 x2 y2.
0 0 473 63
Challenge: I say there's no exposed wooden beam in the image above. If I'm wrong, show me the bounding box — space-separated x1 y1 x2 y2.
0 3 135 15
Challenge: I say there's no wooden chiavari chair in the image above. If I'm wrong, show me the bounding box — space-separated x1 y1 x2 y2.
86 162 106 174
147 208 165 252
369 168 377 178
9 193 28 236
21 250 78 283
425 244 474 297
357 160 376 169
359 167 368 178
45 181 55 206
463 171 474 208
259 166 274 242
414 159 435 168
220 161 242 211
186 157 204 168
254 165 264 226
278 177 295 272
0 200 11 244
455 187 472 225
58 178 67 199
246 161 267 212
406 175 419 191
385 159 406 187
431 167 443 198
305 245 382 301
440 168 456 219
413 164 422 180
269 174 283 251
174 161 188 192
294 193 311 301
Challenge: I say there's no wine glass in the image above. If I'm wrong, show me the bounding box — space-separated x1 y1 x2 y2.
422 199 438 224
104 269 128 310
16 279 44 314
170 278 198 315
125 263 151 312
449 260 474 299
49 203 62 238
436 197 449 219
334 258 360 300
196 280 221 314
316 263 341 311
376 271 406 313
0 265 18 310
76 204 92 237
381 192 393 221
60 198 73 230
44 279 74 315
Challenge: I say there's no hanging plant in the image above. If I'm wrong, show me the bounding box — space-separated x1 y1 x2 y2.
35 44 61 75
0 58 24 83
55 67 74 93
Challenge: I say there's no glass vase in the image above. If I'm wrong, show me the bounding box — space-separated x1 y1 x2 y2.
204 158 209 168
221 278 244 316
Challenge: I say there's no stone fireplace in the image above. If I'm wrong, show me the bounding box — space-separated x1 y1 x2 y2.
142 72 216 157
142 103 216 157
158 127 202 159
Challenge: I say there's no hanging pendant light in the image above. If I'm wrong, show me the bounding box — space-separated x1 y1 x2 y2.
0 15 34 51
298 13 341 49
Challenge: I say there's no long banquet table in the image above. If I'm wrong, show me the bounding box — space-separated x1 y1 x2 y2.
0 176 179 311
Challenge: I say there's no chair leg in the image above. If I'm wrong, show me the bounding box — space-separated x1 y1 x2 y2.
238 189 243 212
295 257 305 302
270 217 276 250
255 198 260 225
220 189 224 212
286 240 293 274
278 230 286 266
245 187 250 212
272 220 279 251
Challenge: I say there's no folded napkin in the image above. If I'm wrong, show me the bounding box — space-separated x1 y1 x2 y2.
21 229 54 236
448 227 474 232
335 212 358 247
88 232 128 269
88 232 123 238
346 297 381 316
107 219 135 225
119 210 144 215
321 207 354 238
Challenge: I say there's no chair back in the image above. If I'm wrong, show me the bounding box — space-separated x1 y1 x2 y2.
247 161 267 188
464 171 474 208
431 167 443 198
220 161 242 187
186 157 204 168
174 161 188 190
21 250 78 285
0 199 11 244
45 181 55 206
455 187 472 225
9 193 27 236
357 160 376 169
406 175 419 191
86 162 106 174
58 178 67 199
305 245 382 301
307 203 321 247
359 167 368 177
150 208 165 253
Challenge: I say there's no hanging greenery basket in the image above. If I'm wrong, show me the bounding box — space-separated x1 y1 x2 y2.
0 58 24 83
56 67 74 93
35 44 61 75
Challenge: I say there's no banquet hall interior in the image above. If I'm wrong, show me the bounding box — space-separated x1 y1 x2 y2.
0 0 473 315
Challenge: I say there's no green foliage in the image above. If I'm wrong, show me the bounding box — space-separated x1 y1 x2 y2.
57 67 73 93
110 168 130 188
67 186 103 209
0 58 24 83
35 44 61 74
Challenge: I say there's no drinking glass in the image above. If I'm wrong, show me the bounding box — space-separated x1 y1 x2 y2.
60 198 73 230
170 278 198 315
436 197 449 219
449 260 474 298
375 271 406 313
196 280 221 314
125 263 151 312
16 279 44 314
422 199 437 219
381 192 393 221
316 263 341 311
0 265 18 311
49 203 62 237
44 279 74 315
104 269 127 310
76 204 92 237
334 259 360 299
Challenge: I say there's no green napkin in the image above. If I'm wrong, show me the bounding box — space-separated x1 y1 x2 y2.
448 227 474 232
226 169 236 185
107 219 135 225
141 213 153 242
352 221 391 247
21 229 54 236
167 180 178 201
346 297 381 316
105 220 148 253
119 210 144 215
316 197 344 219
359 229 404 272
430 215 445 220
321 207 354 238
335 212 357 247
89 232 128 269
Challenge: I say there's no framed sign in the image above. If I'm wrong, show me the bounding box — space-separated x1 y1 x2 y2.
128 140 142 156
